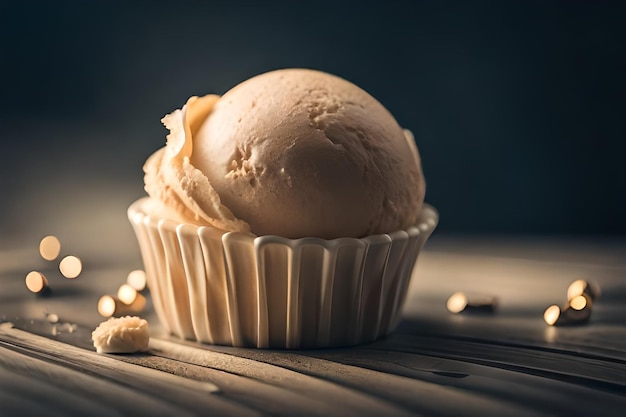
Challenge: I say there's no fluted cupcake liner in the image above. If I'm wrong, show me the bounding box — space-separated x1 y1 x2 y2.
128 197 438 348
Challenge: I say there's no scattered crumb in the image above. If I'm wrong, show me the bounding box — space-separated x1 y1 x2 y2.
25 271 49 294
117 284 138 305
39 235 61 261
59 255 82 279
127 269 147 291
52 322 78 334
47 313 59 323
92 316 149 354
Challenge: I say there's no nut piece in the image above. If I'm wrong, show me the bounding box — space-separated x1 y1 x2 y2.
127 270 147 292
544 294 592 326
59 255 82 279
39 236 61 261
98 295 131 317
567 279 601 301
446 292 497 314
543 305 561 326
25 271 51 295
117 284 146 309
98 294 146 318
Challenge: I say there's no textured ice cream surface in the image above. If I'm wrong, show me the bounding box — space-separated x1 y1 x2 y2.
145 68 425 239
143 94 251 233
92 316 149 354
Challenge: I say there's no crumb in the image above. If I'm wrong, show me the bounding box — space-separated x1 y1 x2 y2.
59 255 82 279
25 271 49 294
127 269 147 291
92 316 149 354
39 235 61 261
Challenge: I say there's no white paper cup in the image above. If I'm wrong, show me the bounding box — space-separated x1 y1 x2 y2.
128 197 438 348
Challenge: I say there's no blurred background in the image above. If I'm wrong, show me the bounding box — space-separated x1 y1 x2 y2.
1 0 625 262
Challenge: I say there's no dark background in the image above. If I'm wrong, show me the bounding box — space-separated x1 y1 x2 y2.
1 0 625 246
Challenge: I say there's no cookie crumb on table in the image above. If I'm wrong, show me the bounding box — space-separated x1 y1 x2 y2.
92 316 149 354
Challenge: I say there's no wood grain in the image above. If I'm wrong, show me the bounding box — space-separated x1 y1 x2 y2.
2 238 625 416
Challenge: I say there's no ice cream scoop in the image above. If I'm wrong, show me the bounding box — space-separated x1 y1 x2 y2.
145 68 425 239
131 68 436 347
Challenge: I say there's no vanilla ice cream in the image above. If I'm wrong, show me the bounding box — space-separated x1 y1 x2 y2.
144 68 425 239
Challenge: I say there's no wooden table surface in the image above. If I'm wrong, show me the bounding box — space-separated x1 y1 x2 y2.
2 235 625 416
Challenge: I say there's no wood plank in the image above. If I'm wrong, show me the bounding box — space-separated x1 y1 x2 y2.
194 341 539 416
149 338 417 417
0 323 262 417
